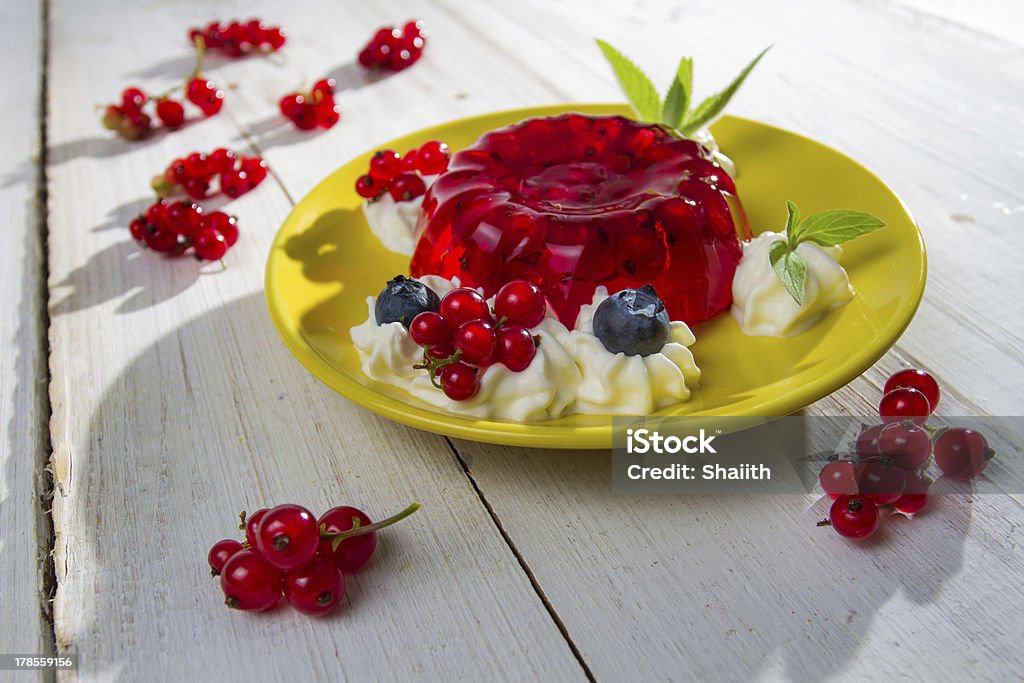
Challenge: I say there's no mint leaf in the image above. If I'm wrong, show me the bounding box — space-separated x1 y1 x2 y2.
794 210 887 247
679 46 770 136
661 56 693 128
784 200 801 245
595 39 662 122
768 239 807 306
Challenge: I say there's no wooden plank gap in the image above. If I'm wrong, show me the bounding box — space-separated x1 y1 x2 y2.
444 439 597 683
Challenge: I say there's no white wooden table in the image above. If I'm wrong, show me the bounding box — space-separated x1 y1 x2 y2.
3 0 1023 680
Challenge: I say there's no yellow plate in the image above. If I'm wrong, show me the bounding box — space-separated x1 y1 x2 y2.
265 104 926 448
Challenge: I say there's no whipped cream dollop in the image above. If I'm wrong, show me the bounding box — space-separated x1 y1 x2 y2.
557 289 701 414
731 231 854 338
361 175 438 256
350 281 703 420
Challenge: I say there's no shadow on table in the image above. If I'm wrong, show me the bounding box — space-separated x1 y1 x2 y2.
450 441 974 682
49 238 201 315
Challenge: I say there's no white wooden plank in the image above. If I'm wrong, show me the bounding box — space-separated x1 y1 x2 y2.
881 0 1024 47
44 1 585 680
0 0 51 669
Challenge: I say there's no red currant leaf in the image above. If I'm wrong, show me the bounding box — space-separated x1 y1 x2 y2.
661 56 693 129
791 209 886 247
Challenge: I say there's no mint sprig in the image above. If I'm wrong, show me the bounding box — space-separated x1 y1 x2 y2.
769 201 887 305
596 40 769 136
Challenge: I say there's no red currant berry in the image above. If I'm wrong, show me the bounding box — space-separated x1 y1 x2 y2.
165 159 188 185
440 288 490 327
129 216 147 242
167 200 203 236
313 100 340 129
494 280 546 328
145 228 180 253
855 423 884 462
220 549 283 611
496 325 536 371
828 495 880 540
220 170 250 198
386 47 418 72
290 104 317 130
183 152 210 179
401 149 419 171
318 506 377 572
892 472 929 518
121 86 147 110
245 508 268 547
244 19 266 45
186 79 224 116
241 157 268 186
819 459 858 499
369 150 403 182
279 93 305 119
454 320 497 365
415 140 450 175
934 428 991 480
312 78 336 98
357 46 379 68
878 421 932 470
264 27 286 50
203 212 239 246
255 504 320 571
879 387 931 426
855 460 906 505
440 361 480 401
403 20 426 40
884 369 940 412
409 311 452 348
208 148 237 174
208 539 244 576
155 99 185 128
194 228 228 261
355 174 383 199
145 200 170 228
183 178 210 200
387 173 426 202
284 557 346 616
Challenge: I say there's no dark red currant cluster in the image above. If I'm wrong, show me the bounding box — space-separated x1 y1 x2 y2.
356 141 450 202
357 21 427 72
188 19 287 56
208 502 419 616
410 281 547 401
101 79 222 140
130 201 237 261
818 368 995 540
152 148 268 200
279 79 340 130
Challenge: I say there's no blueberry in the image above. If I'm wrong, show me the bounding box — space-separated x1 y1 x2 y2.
592 285 670 356
374 275 440 328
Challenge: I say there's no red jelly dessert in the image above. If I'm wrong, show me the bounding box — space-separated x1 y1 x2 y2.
409 114 750 325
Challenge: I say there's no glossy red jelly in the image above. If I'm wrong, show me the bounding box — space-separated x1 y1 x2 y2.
409 114 750 326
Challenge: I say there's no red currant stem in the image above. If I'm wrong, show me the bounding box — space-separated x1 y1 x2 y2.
238 510 247 531
414 349 464 389
816 518 831 527
192 35 207 79
985 447 996 461
219 259 227 271
322 501 421 552
494 315 508 330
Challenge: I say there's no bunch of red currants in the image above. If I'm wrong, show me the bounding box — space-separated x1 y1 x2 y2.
209 502 419 616
355 141 451 202
410 281 547 401
819 369 995 540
